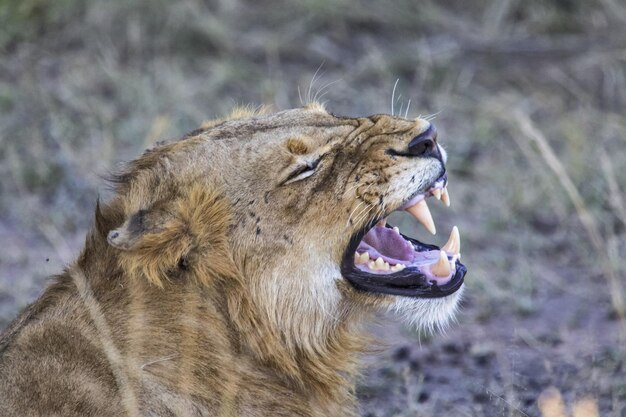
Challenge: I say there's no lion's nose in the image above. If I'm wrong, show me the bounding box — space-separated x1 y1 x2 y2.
408 125 439 158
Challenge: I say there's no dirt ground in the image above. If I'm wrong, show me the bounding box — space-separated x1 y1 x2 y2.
1 1 625 415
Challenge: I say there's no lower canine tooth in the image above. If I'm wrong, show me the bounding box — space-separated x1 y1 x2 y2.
406 200 436 235
431 250 451 277
441 226 461 255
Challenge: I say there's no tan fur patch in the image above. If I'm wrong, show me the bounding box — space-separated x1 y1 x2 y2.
0 106 460 417
286 136 311 155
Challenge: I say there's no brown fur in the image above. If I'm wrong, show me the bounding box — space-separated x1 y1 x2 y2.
0 105 461 416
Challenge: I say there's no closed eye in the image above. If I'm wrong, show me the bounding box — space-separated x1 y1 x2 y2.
283 160 319 185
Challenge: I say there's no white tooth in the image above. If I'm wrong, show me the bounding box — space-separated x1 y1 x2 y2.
441 226 460 255
431 250 451 277
375 257 385 268
441 187 451 207
368 260 376 270
382 261 390 271
361 252 370 263
393 226 400 234
391 263 406 272
377 218 387 227
432 189 442 200
355 252 367 264
406 200 436 235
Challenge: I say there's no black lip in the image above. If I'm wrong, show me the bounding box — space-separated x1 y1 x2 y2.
340 222 466 299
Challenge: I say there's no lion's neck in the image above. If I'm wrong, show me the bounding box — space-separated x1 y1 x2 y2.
73 235 362 416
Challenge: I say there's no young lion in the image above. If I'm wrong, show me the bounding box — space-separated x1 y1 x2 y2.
0 104 466 416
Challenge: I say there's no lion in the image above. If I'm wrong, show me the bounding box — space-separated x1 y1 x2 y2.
0 103 466 416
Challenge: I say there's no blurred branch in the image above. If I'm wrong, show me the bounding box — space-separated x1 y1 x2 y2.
509 110 625 322
463 35 624 58
600 148 626 229
485 101 626 325
601 0 626 24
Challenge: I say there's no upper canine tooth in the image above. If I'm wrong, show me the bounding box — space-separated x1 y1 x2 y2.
432 189 442 200
441 226 460 255
431 250 451 277
377 218 387 227
406 200 436 235
441 187 451 207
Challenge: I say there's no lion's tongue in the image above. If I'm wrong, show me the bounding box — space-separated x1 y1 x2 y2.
357 226 414 265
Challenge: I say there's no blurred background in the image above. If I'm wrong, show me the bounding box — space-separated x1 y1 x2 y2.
1 0 625 415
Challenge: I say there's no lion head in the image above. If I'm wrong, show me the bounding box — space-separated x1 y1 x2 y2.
102 103 466 388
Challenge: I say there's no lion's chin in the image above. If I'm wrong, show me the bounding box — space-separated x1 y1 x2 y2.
386 285 464 333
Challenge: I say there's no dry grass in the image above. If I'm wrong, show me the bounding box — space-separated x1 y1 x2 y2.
510 109 625 325
1 0 626 415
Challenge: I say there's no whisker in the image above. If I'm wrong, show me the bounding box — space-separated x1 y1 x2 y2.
424 110 442 121
353 202 374 226
307 63 325 104
353 202 372 223
347 201 366 226
404 99 412 118
344 182 361 195
345 182 371 197
380 199 387 218
354 205 375 226
313 79 341 103
354 203 377 224
391 78 399 116
141 354 178 370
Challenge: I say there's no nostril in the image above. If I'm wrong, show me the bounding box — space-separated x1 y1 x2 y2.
408 125 438 157
409 138 434 156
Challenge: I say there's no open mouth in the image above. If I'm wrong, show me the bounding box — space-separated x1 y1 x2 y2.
341 174 466 298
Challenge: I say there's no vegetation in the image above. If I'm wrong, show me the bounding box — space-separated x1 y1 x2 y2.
1 0 625 415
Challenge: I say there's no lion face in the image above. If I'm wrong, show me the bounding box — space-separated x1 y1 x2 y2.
178 105 466 336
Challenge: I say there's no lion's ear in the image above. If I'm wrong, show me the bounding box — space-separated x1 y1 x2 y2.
107 209 143 250
107 185 236 287
107 203 193 287
107 208 167 250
